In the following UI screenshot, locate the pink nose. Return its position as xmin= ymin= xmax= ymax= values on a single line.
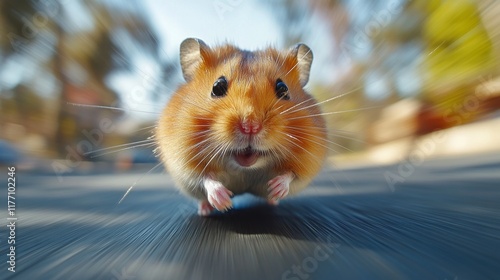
xmin=239 ymin=120 xmax=261 ymax=135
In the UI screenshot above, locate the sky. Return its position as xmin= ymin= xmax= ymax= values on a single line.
xmin=0 ymin=0 xmax=420 ymax=126
xmin=117 ymin=0 xmax=419 ymax=110
xmin=107 ymin=0 xmax=339 ymax=121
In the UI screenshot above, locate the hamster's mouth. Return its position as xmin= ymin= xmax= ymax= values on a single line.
xmin=233 ymin=147 xmax=260 ymax=167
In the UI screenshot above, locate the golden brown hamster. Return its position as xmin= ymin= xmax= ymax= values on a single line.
xmin=156 ymin=38 xmax=327 ymax=215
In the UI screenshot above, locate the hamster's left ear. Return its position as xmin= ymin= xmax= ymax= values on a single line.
xmin=290 ymin=44 xmax=313 ymax=87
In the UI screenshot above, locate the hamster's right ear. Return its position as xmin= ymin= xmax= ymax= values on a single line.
xmin=180 ymin=38 xmax=210 ymax=82
xmin=290 ymin=43 xmax=313 ymax=87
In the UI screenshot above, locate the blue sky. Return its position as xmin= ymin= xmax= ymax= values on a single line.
xmin=108 ymin=0 xmax=340 ymax=120
xmin=0 ymin=0 xmax=421 ymax=124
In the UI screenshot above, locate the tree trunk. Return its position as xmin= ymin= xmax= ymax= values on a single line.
xmin=53 ymin=22 xmax=71 ymax=157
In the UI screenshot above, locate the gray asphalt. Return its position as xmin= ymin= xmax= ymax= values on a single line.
xmin=1 ymin=152 xmax=500 ymax=280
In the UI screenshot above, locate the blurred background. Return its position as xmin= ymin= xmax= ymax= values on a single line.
xmin=1 ymin=0 xmax=499 ymax=172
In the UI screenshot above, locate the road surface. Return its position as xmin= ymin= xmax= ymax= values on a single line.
xmin=1 ymin=153 xmax=499 ymax=279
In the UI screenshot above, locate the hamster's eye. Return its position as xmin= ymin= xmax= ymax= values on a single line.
xmin=275 ymin=79 xmax=289 ymax=100
xmin=211 ymin=76 xmax=228 ymax=98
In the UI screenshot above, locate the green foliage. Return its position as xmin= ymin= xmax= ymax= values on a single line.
xmin=423 ymin=0 xmax=494 ymax=108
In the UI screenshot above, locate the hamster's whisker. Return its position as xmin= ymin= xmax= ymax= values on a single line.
xmin=284 ymin=123 xmax=329 ymax=131
xmin=275 ymin=139 xmax=300 ymax=164
xmin=284 ymin=47 xmax=312 ymax=78
xmin=193 ymin=116 xmax=215 ymax=121
xmin=84 ymin=139 xmax=156 ymax=156
xmin=286 ymin=129 xmax=349 ymax=153
xmin=188 ymin=124 xmax=213 ymax=127
xmin=199 ymin=143 xmax=227 ymax=176
xmin=130 ymin=125 xmax=157 ymax=135
xmin=328 ymin=128 xmax=357 ymax=135
xmin=287 ymin=125 xmax=331 ymax=135
xmin=177 ymin=149 xmax=213 ymax=180
xmin=275 ymin=135 xmax=316 ymax=170
xmin=279 ymin=97 xmax=315 ymax=115
xmin=328 ymin=133 xmax=365 ymax=144
xmin=173 ymin=140 xmax=209 ymax=159
xmin=268 ymin=93 xmax=286 ymax=112
xmin=285 ymin=80 xmax=373 ymax=115
xmin=118 ymin=162 xmax=164 ymax=204
xmin=274 ymin=104 xmax=285 ymax=113
xmin=287 ymin=106 xmax=380 ymax=120
xmin=217 ymin=142 xmax=232 ymax=166
xmin=183 ymin=142 xmax=215 ymax=167
xmin=272 ymin=139 xmax=299 ymax=165
xmin=303 ymin=68 xmax=405 ymax=113
xmin=184 ymin=129 xmax=211 ymax=138
xmin=276 ymin=131 xmax=319 ymax=161
xmin=292 ymin=125 xmax=357 ymax=137
xmin=88 ymin=142 xmax=156 ymax=158
xmin=67 ymin=103 xmax=160 ymax=115
xmin=268 ymin=147 xmax=282 ymax=165
xmin=292 ymin=126 xmax=364 ymax=144
xmin=182 ymin=99 xmax=217 ymax=115
xmin=186 ymin=139 xmax=223 ymax=173
xmin=287 ymin=127 xmax=334 ymax=145
xmin=86 ymin=142 xmax=156 ymax=158
xmin=275 ymin=52 xmax=287 ymax=75
xmin=190 ymin=137 xmax=215 ymax=150
xmin=154 ymin=129 xmax=210 ymax=142
xmin=266 ymin=141 xmax=283 ymax=164
xmin=316 ymin=129 xmax=366 ymax=143
xmin=282 ymin=89 xmax=356 ymax=116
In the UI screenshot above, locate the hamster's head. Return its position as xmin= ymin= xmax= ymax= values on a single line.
xmin=173 ymin=38 xmax=326 ymax=173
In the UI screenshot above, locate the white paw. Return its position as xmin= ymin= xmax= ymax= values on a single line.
xmin=267 ymin=172 xmax=294 ymax=201
xmin=204 ymin=177 xmax=233 ymax=212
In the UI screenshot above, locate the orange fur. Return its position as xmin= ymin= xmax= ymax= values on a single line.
xmin=156 ymin=41 xmax=327 ymax=198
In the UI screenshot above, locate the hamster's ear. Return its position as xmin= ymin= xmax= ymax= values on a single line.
xmin=290 ymin=43 xmax=313 ymax=87
xmin=180 ymin=38 xmax=209 ymax=82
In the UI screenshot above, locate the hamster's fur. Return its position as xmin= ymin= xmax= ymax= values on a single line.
xmin=156 ymin=38 xmax=327 ymax=215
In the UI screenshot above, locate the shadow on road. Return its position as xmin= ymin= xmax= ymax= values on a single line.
xmin=2 ymin=153 xmax=500 ymax=279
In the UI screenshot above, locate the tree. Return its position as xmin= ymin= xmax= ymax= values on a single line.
xmin=421 ymin=0 xmax=495 ymax=114
xmin=0 ymin=0 xmax=175 ymax=156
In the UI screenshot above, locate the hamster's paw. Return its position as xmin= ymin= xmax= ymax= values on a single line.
xmin=208 ymin=185 xmax=233 ymax=212
xmin=267 ymin=199 xmax=279 ymax=206
xmin=267 ymin=172 xmax=294 ymax=201
xmin=204 ymin=177 xmax=233 ymax=212
xmin=198 ymin=200 xmax=214 ymax=216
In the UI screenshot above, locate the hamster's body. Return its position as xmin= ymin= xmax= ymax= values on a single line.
xmin=156 ymin=38 xmax=327 ymax=215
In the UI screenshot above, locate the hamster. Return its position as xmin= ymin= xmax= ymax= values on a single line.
xmin=156 ymin=38 xmax=327 ymax=216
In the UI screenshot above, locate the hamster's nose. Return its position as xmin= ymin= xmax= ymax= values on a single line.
xmin=238 ymin=120 xmax=262 ymax=135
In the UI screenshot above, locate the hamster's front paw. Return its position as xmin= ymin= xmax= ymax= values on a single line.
xmin=203 ymin=176 xmax=233 ymax=212
xmin=198 ymin=200 xmax=214 ymax=216
xmin=267 ymin=172 xmax=294 ymax=202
